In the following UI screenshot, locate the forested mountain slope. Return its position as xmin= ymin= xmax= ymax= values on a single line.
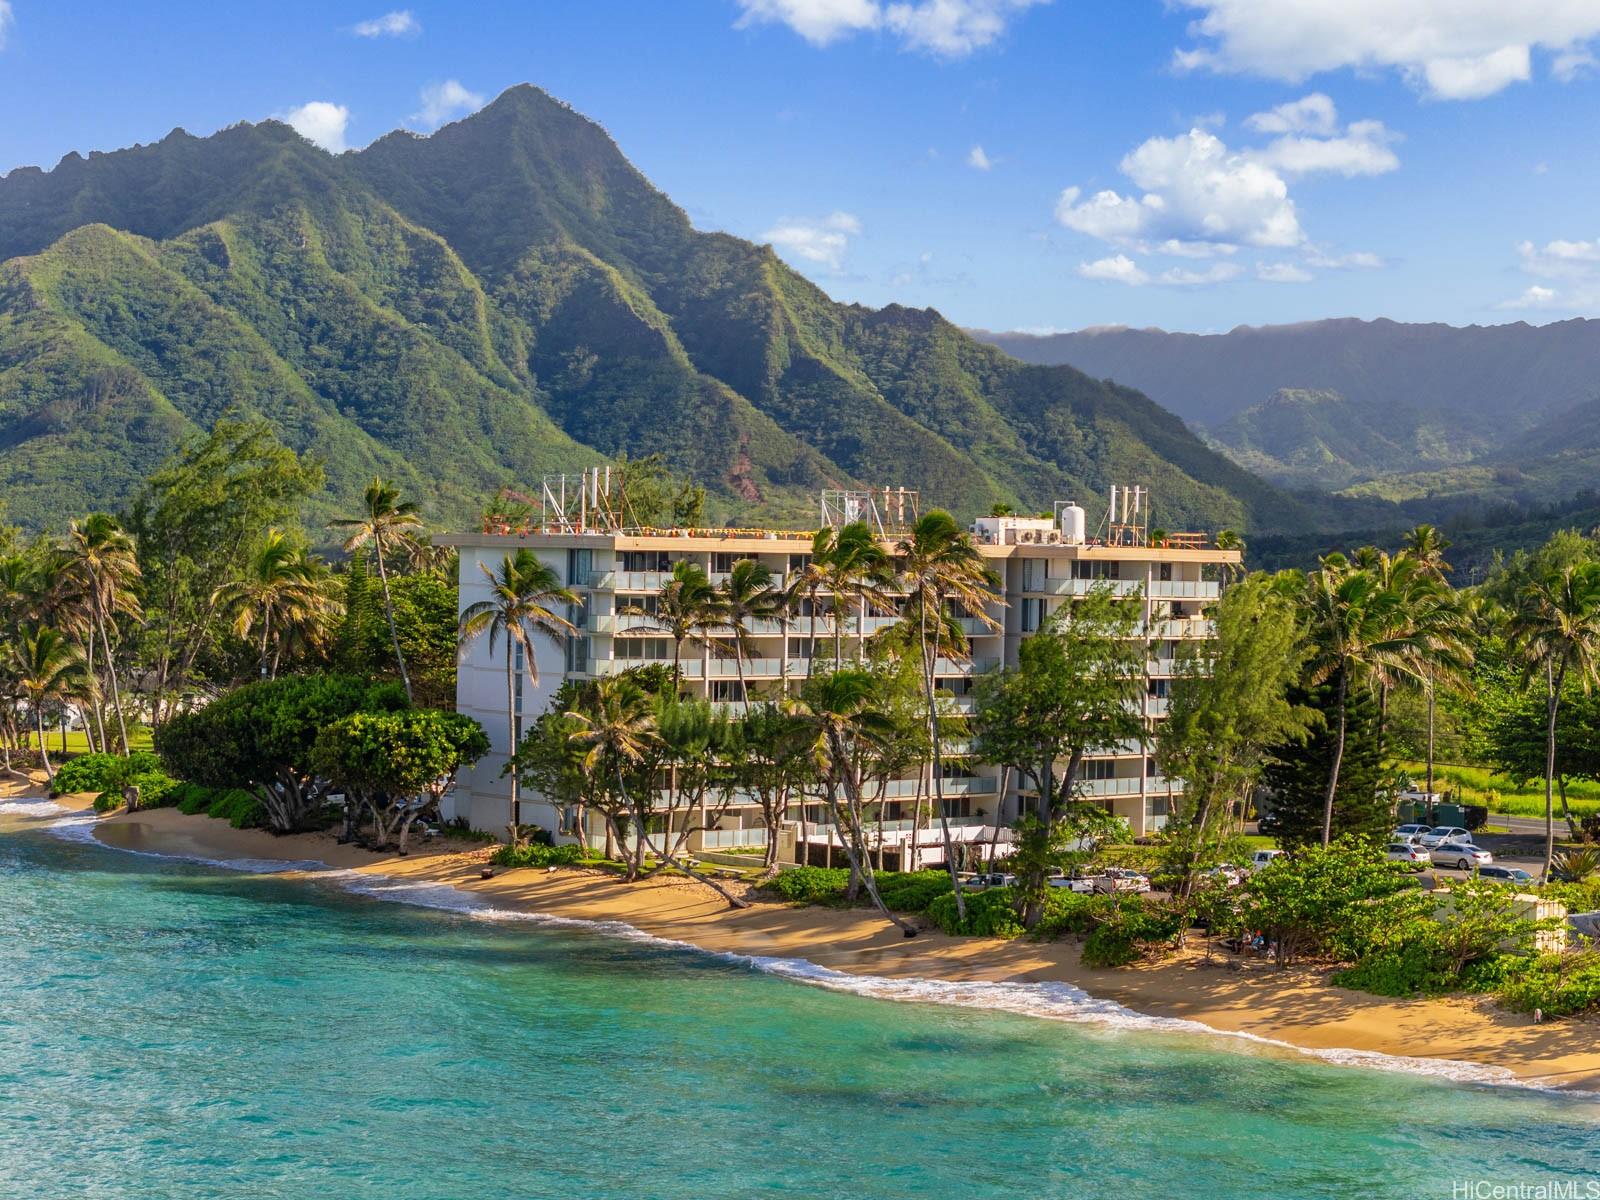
xmin=0 ymin=85 xmax=1316 ymax=535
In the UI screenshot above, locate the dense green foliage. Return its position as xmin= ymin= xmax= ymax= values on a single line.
xmin=0 ymin=86 xmax=1309 ymax=537
xmin=1261 ymin=683 xmax=1391 ymax=847
xmin=758 ymin=868 xmax=953 ymax=913
xmin=491 ymin=841 xmax=582 ymax=868
xmin=50 ymin=750 xmax=161 ymax=797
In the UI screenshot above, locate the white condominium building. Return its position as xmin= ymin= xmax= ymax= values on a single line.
xmin=438 ymin=483 xmax=1238 ymax=866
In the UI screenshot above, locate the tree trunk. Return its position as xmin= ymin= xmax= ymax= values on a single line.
xmin=93 ymin=594 xmax=131 ymax=756
xmin=829 ymin=734 xmax=915 ymax=935
xmin=1321 ymin=665 xmax=1348 ymax=848
xmin=505 ymin=644 xmax=520 ymax=844
xmin=35 ymin=707 xmax=53 ymax=781
xmin=375 ymin=540 xmax=414 ymax=703
xmin=920 ymin=595 xmax=966 ymax=916
xmin=1542 ymin=663 xmax=1564 ymax=879
xmin=1425 ymin=682 xmax=1436 ymax=800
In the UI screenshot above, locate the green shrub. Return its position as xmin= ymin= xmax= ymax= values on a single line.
xmin=1331 ymin=941 xmax=1454 ymax=997
xmin=1032 ymin=889 xmax=1109 ymax=938
xmin=175 ymin=784 xmax=219 ymax=815
xmin=206 ymin=788 xmax=264 ymax=829
xmin=51 ymin=751 xmax=161 ymax=797
xmin=92 ymin=790 xmax=121 ymax=813
xmin=1538 ymin=878 xmax=1600 ymax=914
xmin=758 ymin=867 xmax=851 ymax=904
xmin=491 ymin=841 xmax=582 ymax=869
xmin=871 ymin=871 xmax=953 ymax=913
xmin=1080 ymin=899 xmax=1185 ymax=968
xmin=926 ymin=887 xmax=1025 ymax=939
xmin=1497 ymin=952 xmax=1600 ymax=1018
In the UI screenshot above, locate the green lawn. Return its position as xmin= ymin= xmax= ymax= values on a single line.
xmin=24 ymin=728 xmax=155 ymax=755
xmin=1399 ymin=760 xmax=1600 ymax=819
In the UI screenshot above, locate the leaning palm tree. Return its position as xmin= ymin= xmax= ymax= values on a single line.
xmin=717 ymin=558 xmax=783 ymax=708
xmin=13 ymin=627 xmax=88 ymax=783
xmin=1504 ymin=559 xmax=1600 ymax=877
xmin=458 ymin=549 xmax=579 ymax=843
xmin=331 ymin=478 xmax=423 ymax=702
xmin=896 ymin=510 xmax=1002 ymax=915
xmin=625 ymin=560 xmax=724 ymax=688
xmin=65 ymin=515 xmax=142 ymax=754
xmin=786 ymin=668 xmax=915 ymax=935
xmin=211 ymin=531 xmax=329 ymax=679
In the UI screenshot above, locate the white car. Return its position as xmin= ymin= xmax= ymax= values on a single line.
xmin=1394 ymin=823 xmax=1433 ymax=842
xmin=1430 ymin=842 xmax=1493 ymax=871
xmin=1249 ymin=848 xmax=1284 ymax=872
xmin=1419 ymin=826 xmax=1472 ymax=848
xmin=1386 ymin=841 xmax=1431 ymax=865
xmin=1048 ymin=874 xmax=1097 ymax=893
xmin=1198 ymin=865 xmax=1246 ymax=887
xmin=1095 ymin=867 xmax=1151 ymax=894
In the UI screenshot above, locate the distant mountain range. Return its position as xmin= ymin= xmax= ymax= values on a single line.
xmin=0 ymin=85 xmax=1319 ymax=538
xmin=979 ymin=320 xmax=1600 ymax=503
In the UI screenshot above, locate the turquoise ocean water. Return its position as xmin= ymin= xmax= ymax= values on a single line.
xmin=2 ymin=802 xmax=1597 ymax=1200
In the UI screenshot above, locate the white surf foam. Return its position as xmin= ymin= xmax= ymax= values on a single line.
xmin=42 ymin=813 xmax=1589 ymax=1096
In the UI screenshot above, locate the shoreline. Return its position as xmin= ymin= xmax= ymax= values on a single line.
xmin=6 ymin=787 xmax=1600 ymax=1096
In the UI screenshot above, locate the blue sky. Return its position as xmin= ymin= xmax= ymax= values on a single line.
xmin=3 ymin=1 xmax=1600 ymax=333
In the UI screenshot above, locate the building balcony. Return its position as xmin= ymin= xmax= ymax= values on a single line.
xmin=1147 ymin=579 xmax=1220 ymax=600
xmin=1029 ymin=577 xmax=1143 ymax=598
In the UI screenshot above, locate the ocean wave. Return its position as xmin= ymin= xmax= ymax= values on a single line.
xmin=43 ymin=812 xmax=1586 ymax=1096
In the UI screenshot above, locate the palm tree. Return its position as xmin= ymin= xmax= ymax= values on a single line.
xmin=13 ymin=627 xmax=88 ymax=783
xmin=1400 ymin=526 xmax=1458 ymax=803
xmin=65 ymin=516 xmax=142 ymax=754
xmin=1299 ymin=556 xmax=1388 ymax=847
xmin=1504 ymin=560 xmax=1600 ymax=877
xmin=625 ymin=560 xmax=724 ymax=687
xmin=796 ymin=527 xmax=836 ymax=678
xmin=211 ymin=531 xmax=329 ymax=678
xmin=896 ymin=511 xmax=1002 ymax=913
xmin=717 ymin=558 xmax=783 ymax=708
xmin=565 ymin=677 xmax=749 ymax=907
xmin=331 ymin=478 xmax=423 ymax=702
xmin=787 ymin=668 xmax=916 ymax=935
xmin=819 ymin=522 xmax=896 ymax=663
xmin=1214 ymin=529 xmax=1246 ymax=582
xmin=458 ymin=549 xmax=579 ymax=842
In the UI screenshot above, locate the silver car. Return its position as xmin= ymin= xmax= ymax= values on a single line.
xmin=1430 ymin=842 xmax=1493 ymax=871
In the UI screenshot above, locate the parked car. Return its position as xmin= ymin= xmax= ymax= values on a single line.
xmin=1048 ymin=873 xmax=1097 ymax=893
xmin=1476 ymin=865 xmax=1535 ymax=886
xmin=1386 ymin=841 xmax=1431 ymax=865
xmin=1198 ymin=865 xmax=1245 ymax=887
xmin=1095 ymin=867 xmax=1151 ymax=894
xmin=1419 ymin=826 xmax=1472 ymax=848
xmin=1394 ymin=824 xmax=1433 ymax=842
xmin=1249 ymin=849 xmax=1284 ymax=872
xmin=1430 ymin=842 xmax=1493 ymax=870
xmin=970 ymin=872 xmax=1017 ymax=888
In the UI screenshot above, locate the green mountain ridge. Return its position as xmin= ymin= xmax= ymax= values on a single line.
xmin=0 ymin=85 xmax=1317 ymax=536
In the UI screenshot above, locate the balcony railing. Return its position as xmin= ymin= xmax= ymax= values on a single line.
xmin=1032 ymin=577 xmax=1143 ymax=597
xmin=1147 ymin=580 xmax=1220 ymax=600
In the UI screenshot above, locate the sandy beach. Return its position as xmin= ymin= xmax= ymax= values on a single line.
xmin=5 ymin=780 xmax=1598 ymax=1094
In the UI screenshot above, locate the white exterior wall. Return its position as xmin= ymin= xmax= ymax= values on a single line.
xmin=448 ymin=544 xmax=575 ymax=835
xmin=442 ymin=528 xmax=1234 ymax=846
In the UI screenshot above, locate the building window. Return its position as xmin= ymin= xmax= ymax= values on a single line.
xmin=621 ymin=550 xmax=670 ymax=572
xmin=1022 ymin=559 xmax=1044 ymax=592
xmin=617 ymin=637 xmax=673 ymax=661
xmin=1145 ymin=795 xmax=1171 ymax=818
xmin=513 ymin=643 xmax=524 ymax=714
xmin=567 ymin=548 xmax=593 ymax=586
xmin=1020 ymin=597 xmax=1041 ymax=633
xmin=1148 ymin=679 xmax=1169 ymax=698
xmin=1159 ymin=562 xmax=1172 ymax=582
xmin=1081 ymin=758 xmax=1116 ymax=781
xmin=712 ymin=552 xmax=739 ymax=573
xmin=788 ymin=553 xmax=811 ymax=572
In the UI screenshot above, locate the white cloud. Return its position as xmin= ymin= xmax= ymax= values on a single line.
xmin=0 ymin=1 xmax=11 ymax=50
xmin=1056 ymin=129 xmax=1301 ymax=250
xmin=1499 ymin=238 xmax=1600 ymax=310
xmin=352 ymin=9 xmax=418 ymax=38
xmin=413 ymin=80 xmax=486 ymax=130
xmin=1173 ymin=2 xmax=1600 ymax=100
xmin=733 ymin=0 xmax=1045 ymax=57
xmin=967 ymin=144 xmax=993 ymax=170
xmin=282 ymin=101 xmax=351 ymax=153
xmin=1304 ymin=247 xmax=1385 ymax=269
xmin=1076 ymin=256 xmax=1244 ymax=288
xmin=1553 ymin=46 xmax=1597 ymax=80
xmin=762 ymin=211 xmax=863 ymax=270
xmin=1257 ymin=261 xmax=1314 ymax=283
xmin=1244 ymin=92 xmax=1338 ymax=136
xmin=1252 ymin=118 xmax=1401 ymax=178
xmin=1078 ymin=255 xmax=1149 ymax=285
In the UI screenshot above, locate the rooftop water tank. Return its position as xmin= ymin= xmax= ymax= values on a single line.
xmin=1060 ymin=503 xmax=1086 ymax=545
